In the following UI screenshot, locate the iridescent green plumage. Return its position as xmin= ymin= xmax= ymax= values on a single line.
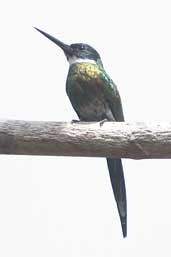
xmin=66 ymin=62 xmax=124 ymax=122
xmin=66 ymin=62 xmax=127 ymax=237
xmin=35 ymin=27 xmax=127 ymax=238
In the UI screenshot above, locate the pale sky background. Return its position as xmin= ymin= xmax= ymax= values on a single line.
xmin=0 ymin=0 xmax=171 ymax=256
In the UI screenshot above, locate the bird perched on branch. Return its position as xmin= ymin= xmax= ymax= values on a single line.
xmin=35 ymin=27 xmax=127 ymax=237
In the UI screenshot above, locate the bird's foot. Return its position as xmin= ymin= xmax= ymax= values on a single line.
xmin=99 ymin=118 xmax=108 ymax=127
xmin=71 ymin=119 xmax=80 ymax=124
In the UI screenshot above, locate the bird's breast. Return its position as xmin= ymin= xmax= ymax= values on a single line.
xmin=66 ymin=63 xmax=103 ymax=104
xmin=66 ymin=63 xmax=113 ymax=121
xmin=68 ymin=62 xmax=101 ymax=81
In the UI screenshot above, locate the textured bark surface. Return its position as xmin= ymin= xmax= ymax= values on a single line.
xmin=0 ymin=119 xmax=171 ymax=159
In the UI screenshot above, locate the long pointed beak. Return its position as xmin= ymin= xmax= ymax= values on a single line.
xmin=34 ymin=27 xmax=73 ymax=56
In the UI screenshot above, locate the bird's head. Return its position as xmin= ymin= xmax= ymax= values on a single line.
xmin=34 ymin=27 xmax=102 ymax=66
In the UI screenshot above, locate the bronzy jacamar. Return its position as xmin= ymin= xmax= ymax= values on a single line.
xmin=35 ymin=27 xmax=127 ymax=238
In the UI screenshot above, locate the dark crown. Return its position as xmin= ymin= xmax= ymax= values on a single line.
xmin=69 ymin=43 xmax=101 ymax=61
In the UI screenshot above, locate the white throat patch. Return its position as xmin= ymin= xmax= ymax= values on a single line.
xmin=68 ymin=56 xmax=96 ymax=65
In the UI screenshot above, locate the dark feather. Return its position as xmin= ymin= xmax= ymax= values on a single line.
xmin=107 ymin=158 xmax=127 ymax=237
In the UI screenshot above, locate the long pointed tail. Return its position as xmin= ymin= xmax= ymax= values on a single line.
xmin=107 ymin=158 xmax=127 ymax=237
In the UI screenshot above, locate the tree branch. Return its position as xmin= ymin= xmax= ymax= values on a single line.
xmin=0 ymin=119 xmax=171 ymax=159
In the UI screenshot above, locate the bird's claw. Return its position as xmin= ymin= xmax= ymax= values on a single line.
xmin=99 ymin=118 xmax=108 ymax=127
xmin=71 ymin=119 xmax=80 ymax=124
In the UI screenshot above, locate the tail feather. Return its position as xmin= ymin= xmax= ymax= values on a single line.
xmin=107 ymin=158 xmax=127 ymax=238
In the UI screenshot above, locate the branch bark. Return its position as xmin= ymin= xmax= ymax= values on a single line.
xmin=0 ymin=119 xmax=171 ymax=159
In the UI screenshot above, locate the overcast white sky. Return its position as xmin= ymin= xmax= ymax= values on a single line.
xmin=1 ymin=0 xmax=171 ymax=256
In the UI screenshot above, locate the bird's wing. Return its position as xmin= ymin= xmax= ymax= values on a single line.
xmin=100 ymin=70 xmax=124 ymax=122
xmin=99 ymin=69 xmax=127 ymax=237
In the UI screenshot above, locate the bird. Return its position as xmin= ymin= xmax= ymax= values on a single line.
xmin=34 ymin=27 xmax=127 ymax=238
